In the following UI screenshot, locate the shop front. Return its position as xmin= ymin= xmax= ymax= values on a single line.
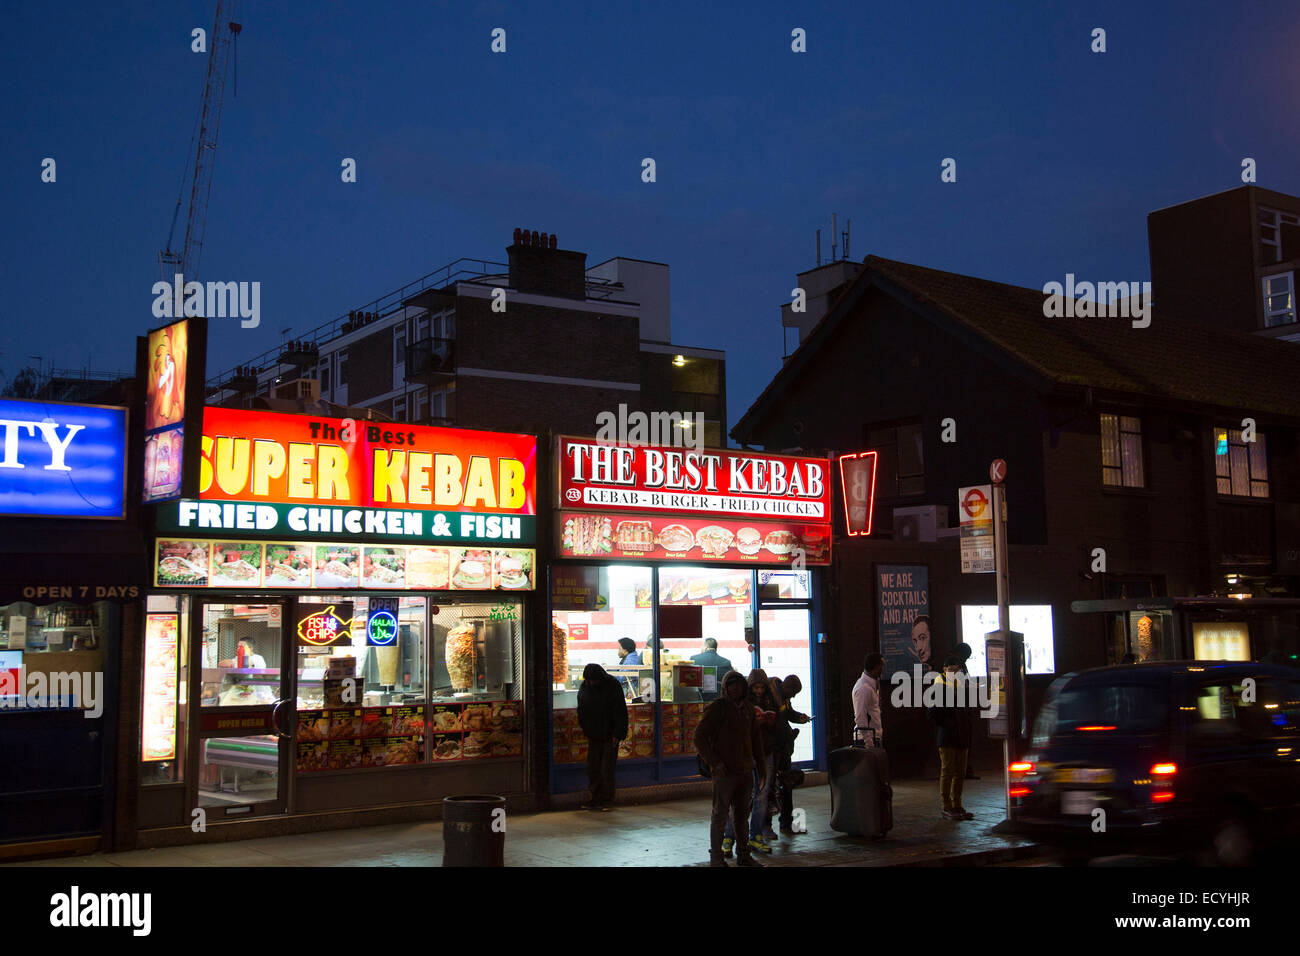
xmin=0 ymin=397 xmax=142 ymax=854
xmin=547 ymin=438 xmax=832 ymax=794
xmin=134 ymin=407 xmax=538 ymax=841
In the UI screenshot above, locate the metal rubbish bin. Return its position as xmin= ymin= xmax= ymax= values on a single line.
xmin=442 ymin=795 xmax=506 ymax=867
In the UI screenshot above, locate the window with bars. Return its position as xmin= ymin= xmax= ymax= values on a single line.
xmin=1100 ymin=414 xmax=1145 ymax=488
xmin=1215 ymin=427 xmax=1269 ymax=498
xmin=1263 ymin=273 xmax=1296 ymax=327
xmin=866 ymin=420 xmax=924 ymax=497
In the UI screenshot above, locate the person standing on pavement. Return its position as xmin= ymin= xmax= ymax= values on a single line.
xmin=852 ymin=652 xmax=885 ymax=747
xmin=927 ymin=654 xmax=974 ymax=820
xmin=769 ymin=674 xmax=811 ymax=835
xmin=955 ymin=642 xmax=980 ymax=781
xmin=721 ymin=669 xmax=779 ymax=855
xmin=577 ymin=663 xmax=628 ymax=811
xmin=694 ymin=669 xmax=766 ymax=867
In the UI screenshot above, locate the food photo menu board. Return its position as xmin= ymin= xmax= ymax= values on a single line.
xmin=154 ymin=538 xmax=536 ymax=590
xmin=141 ymin=613 xmax=180 ymax=762
xmin=556 ymin=511 xmax=829 ymax=565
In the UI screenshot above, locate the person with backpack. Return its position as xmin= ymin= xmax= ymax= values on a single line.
xmin=577 ymin=663 xmax=629 ymax=811
xmin=718 ymin=669 xmax=779 ymax=856
xmin=694 ymin=669 xmax=766 ymax=867
xmin=927 ymin=654 xmax=974 ymax=820
xmin=769 ymin=674 xmax=811 ymax=835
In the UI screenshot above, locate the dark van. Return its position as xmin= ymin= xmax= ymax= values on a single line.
xmin=1010 ymin=661 xmax=1300 ymax=865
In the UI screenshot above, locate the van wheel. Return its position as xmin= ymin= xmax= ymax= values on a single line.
xmin=1211 ymin=817 xmax=1254 ymax=867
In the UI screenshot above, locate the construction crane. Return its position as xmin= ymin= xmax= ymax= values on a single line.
xmin=158 ymin=2 xmax=242 ymax=283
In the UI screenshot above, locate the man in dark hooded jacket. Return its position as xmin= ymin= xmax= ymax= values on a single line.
xmin=694 ymin=669 xmax=765 ymax=866
xmin=577 ymin=663 xmax=628 ymax=810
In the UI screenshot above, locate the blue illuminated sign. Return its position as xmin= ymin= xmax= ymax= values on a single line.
xmin=0 ymin=399 xmax=128 ymax=519
xmin=367 ymin=598 xmax=399 ymax=646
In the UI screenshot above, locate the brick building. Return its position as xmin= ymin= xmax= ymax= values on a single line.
xmin=208 ymin=229 xmax=726 ymax=445
xmin=732 ymin=253 xmax=1300 ymax=775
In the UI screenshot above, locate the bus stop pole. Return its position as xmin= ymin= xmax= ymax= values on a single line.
xmin=993 ymin=480 xmax=1011 ymax=818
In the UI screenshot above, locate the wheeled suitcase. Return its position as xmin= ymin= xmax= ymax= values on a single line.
xmin=829 ymin=738 xmax=893 ymax=837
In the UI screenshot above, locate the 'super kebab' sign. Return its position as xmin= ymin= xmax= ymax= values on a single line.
xmin=557 ymin=437 xmax=831 ymax=521
xmin=164 ymin=408 xmax=537 ymax=545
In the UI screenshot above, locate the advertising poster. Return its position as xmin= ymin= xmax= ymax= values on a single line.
xmin=959 ymin=605 xmax=1057 ymax=675
xmin=878 ymin=565 xmax=931 ymax=681
xmin=550 ymin=564 xmax=607 ymax=610
xmin=142 ymin=319 xmax=190 ymax=504
xmin=141 ymin=613 xmax=179 ymax=761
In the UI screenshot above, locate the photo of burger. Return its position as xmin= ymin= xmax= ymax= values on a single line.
xmin=688 ymin=578 xmax=710 ymax=601
xmin=451 ymin=549 xmax=491 ymax=589
xmin=493 ymin=549 xmax=532 ymax=589
xmin=763 ymin=529 xmax=799 ymax=556
xmin=735 ymin=527 xmax=763 ymax=555
xmin=729 ymin=574 xmax=750 ymax=601
xmin=406 ymin=548 xmax=450 ymax=589
xmin=462 ymin=732 xmax=491 ymax=758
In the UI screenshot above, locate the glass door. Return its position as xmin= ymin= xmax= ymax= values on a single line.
xmin=190 ymin=600 xmax=293 ymax=818
xmin=758 ymin=606 xmax=815 ymax=764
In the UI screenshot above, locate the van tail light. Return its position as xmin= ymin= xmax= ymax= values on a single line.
xmin=1151 ymin=790 xmax=1175 ymax=803
xmin=1009 ymin=761 xmax=1035 ymax=774
xmin=1076 ymin=725 xmax=1116 ymax=732
xmin=1009 ymin=786 xmax=1032 ymax=797
xmin=1151 ymin=762 xmax=1177 ymax=776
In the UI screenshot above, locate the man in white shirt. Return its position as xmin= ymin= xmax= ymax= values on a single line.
xmin=851 ymin=652 xmax=885 ymax=747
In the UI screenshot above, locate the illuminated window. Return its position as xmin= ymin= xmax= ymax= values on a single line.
xmin=1263 ymin=273 xmax=1295 ymax=327
xmin=1215 ymin=427 xmax=1269 ymax=498
xmin=1100 ymin=414 xmax=1144 ymax=488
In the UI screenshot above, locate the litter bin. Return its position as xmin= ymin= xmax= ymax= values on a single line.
xmin=442 ymin=795 xmax=506 ymax=867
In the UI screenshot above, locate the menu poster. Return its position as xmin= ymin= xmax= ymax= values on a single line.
xmin=431 ymin=733 xmax=463 ymax=760
xmin=297 ymin=740 xmax=329 ymax=772
xmin=550 ymin=565 xmax=607 ymax=611
xmin=364 ymin=736 xmax=421 ymax=767
xmin=361 ymin=707 xmax=393 ymax=738
xmin=557 ymin=511 xmax=830 ymax=566
xmin=155 ymin=539 xmax=210 ymax=587
xmin=154 ymin=537 xmax=537 ymax=592
xmin=658 ymin=568 xmax=751 ymax=606
xmin=429 ymin=703 xmax=463 ymax=733
xmin=297 ymin=710 xmax=331 ymax=742
xmin=392 ymin=705 xmax=426 ymax=736
xmin=141 ymin=613 xmax=179 ymax=762
xmin=328 ymin=739 xmax=363 ymax=770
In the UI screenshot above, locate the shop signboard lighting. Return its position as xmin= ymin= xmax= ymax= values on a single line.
xmin=556 ymin=436 xmax=830 ymax=521
xmin=838 ymin=451 xmax=878 ymax=536
xmin=0 ymin=398 xmax=128 ymax=519
xmin=367 ymin=598 xmax=399 ymax=646
xmin=297 ymin=604 xmax=354 ymax=646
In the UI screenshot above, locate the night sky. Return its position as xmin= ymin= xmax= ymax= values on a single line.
xmin=4 ymin=0 xmax=1298 ymax=429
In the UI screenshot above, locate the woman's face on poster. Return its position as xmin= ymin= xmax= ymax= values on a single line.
xmin=911 ymin=620 xmax=931 ymax=663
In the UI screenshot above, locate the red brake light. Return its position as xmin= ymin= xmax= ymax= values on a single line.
xmin=1151 ymin=762 xmax=1177 ymax=776
xmin=1009 ymin=786 xmax=1031 ymax=797
xmin=1076 ymin=725 xmax=1117 ymax=732
xmin=1008 ymin=761 xmax=1035 ymax=774
xmin=1151 ymin=790 xmax=1175 ymax=803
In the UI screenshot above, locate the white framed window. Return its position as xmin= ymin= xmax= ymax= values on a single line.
xmin=318 ymin=360 xmax=331 ymax=395
xmin=413 ymin=388 xmax=427 ymax=422
xmin=1263 ymin=272 xmax=1296 ymax=327
xmin=1260 ymin=208 xmax=1300 ymax=264
xmin=431 ymin=389 xmax=446 ymax=420
xmin=1100 ymin=413 xmax=1145 ymax=488
xmin=415 ymin=313 xmax=429 ymax=342
xmin=394 ymin=323 xmax=406 ymax=367
xmin=1215 ymin=427 xmax=1269 ymax=498
xmin=337 ymin=349 xmax=348 ymax=387
xmin=393 ymin=396 xmax=406 ymax=422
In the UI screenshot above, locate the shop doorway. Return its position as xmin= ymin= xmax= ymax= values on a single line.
xmin=189 ymin=600 xmax=294 ymax=819
xmin=758 ymin=606 xmax=815 ymax=764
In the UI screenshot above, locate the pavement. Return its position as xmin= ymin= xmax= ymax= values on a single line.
xmin=9 ymin=777 xmax=1041 ymax=868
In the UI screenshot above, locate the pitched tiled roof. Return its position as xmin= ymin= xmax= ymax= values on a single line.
xmin=735 ymin=255 xmax=1300 ymax=439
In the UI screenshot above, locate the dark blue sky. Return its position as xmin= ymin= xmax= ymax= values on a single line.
xmin=4 ymin=1 xmax=1298 ymax=429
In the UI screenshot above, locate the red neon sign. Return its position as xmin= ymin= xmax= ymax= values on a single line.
xmin=838 ymin=451 xmax=878 ymax=537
